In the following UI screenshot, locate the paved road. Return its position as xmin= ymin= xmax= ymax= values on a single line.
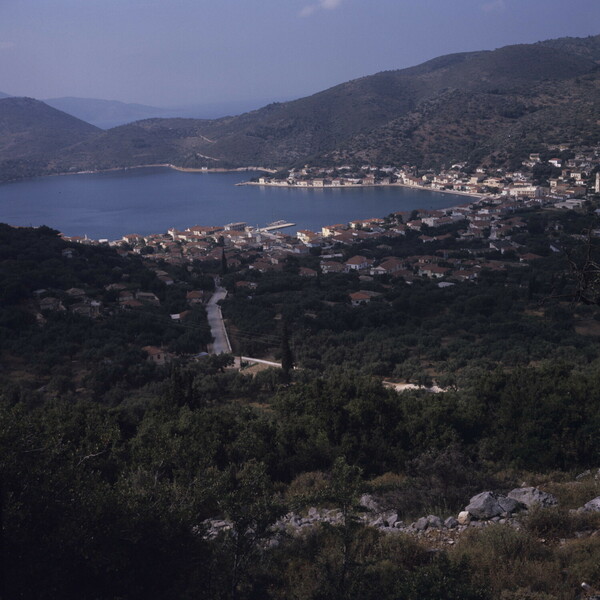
xmin=240 ymin=356 xmax=281 ymax=368
xmin=206 ymin=283 xmax=232 ymax=354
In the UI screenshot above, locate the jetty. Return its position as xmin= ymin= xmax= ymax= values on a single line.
xmin=260 ymin=220 xmax=296 ymax=232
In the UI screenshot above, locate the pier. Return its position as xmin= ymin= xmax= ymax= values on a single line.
xmin=260 ymin=220 xmax=296 ymax=232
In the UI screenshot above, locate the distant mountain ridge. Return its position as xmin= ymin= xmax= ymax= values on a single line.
xmin=1 ymin=33 xmax=599 ymax=182
xmin=43 ymin=96 xmax=292 ymax=129
xmin=42 ymin=97 xmax=176 ymax=129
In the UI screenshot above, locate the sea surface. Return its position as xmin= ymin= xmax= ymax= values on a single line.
xmin=0 ymin=167 xmax=470 ymax=240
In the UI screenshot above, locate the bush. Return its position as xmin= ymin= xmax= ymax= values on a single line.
xmin=523 ymin=506 xmax=600 ymax=540
xmin=521 ymin=505 xmax=600 ymax=540
xmin=543 ymin=478 xmax=600 ymax=510
xmin=368 ymin=471 xmax=407 ymax=492
xmin=285 ymin=471 xmax=329 ymax=507
xmin=559 ymin=536 xmax=600 ymax=587
xmin=452 ymin=525 xmax=561 ymax=597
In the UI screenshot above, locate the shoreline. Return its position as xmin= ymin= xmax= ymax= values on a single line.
xmin=1 ymin=165 xmax=488 ymax=242
xmin=0 ymin=163 xmax=278 ymax=184
xmin=58 ymin=163 xmax=279 ymax=178
xmin=239 ymin=179 xmax=485 ymax=199
xmin=3 ymin=165 xmax=482 ymax=204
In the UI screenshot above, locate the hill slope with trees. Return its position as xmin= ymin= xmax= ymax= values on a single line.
xmin=2 ymin=205 xmax=600 ymax=598
xmin=1 ymin=35 xmax=599 ymax=181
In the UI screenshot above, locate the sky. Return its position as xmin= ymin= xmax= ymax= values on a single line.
xmin=0 ymin=0 xmax=599 ymax=108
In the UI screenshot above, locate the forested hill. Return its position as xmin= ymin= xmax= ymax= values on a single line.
xmin=1 ymin=34 xmax=599 ymax=181
xmin=538 ymin=33 xmax=600 ymax=61
xmin=0 ymin=96 xmax=100 ymax=181
xmin=0 ymin=97 xmax=100 ymax=155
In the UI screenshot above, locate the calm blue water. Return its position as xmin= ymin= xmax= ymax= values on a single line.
xmin=0 ymin=167 xmax=469 ymax=240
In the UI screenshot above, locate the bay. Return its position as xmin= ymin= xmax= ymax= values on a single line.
xmin=0 ymin=167 xmax=470 ymax=240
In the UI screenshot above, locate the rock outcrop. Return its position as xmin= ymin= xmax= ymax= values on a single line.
xmin=580 ymin=496 xmax=600 ymax=512
xmin=465 ymin=491 xmax=521 ymax=520
xmin=199 ymin=486 xmax=567 ymax=542
xmin=507 ymin=487 xmax=558 ymax=508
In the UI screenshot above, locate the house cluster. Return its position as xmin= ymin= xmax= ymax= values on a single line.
xmin=231 ymin=191 xmax=589 ymax=306
xmin=252 ymin=144 xmax=600 ymax=201
xmin=33 ymin=286 xmax=103 ymax=319
xmin=59 ymin=185 xmax=594 ymax=306
xmin=32 ymin=264 xmax=207 ymax=324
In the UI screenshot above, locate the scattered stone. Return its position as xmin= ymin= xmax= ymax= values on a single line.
xmin=498 ymin=496 xmax=521 ymax=514
xmin=383 ymin=512 xmax=399 ymax=527
xmin=581 ymin=497 xmax=600 ymax=512
xmin=576 ymin=469 xmax=600 ymax=481
xmin=211 ymin=520 xmax=230 ymax=529
xmin=457 ymin=511 xmax=471 ymax=525
xmin=359 ymin=494 xmax=381 ymax=512
xmin=426 ymin=515 xmax=444 ymax=529
xmin=198 ymin=483 xmax=573 ymax=547
xmin=507 ymin=487 xmax=558 ymax=509
xmin=466 ymin=491 xmax=506 ymax=519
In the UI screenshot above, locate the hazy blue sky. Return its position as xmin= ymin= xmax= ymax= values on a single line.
xmin=0 ymin=0 xmax=599 ymax=107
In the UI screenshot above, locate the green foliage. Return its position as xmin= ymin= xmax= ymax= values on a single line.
xmin=452 ymin=526 xmax=559 ymax=598
xmin=521 ymin=505 xmax=600 ymax=540
xmin=210 ymin=460 xmax=285 ymax=600
xmin=0 ymin=224 xmax=213 ymax=401
xmin=3 ymin=211 xmax=600 ymax=597
xmin=280 ymin=320 xmax=294 ymax=382
xmin=558 ymin=536 xmax=600 ymax=588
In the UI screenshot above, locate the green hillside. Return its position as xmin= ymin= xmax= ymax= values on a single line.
xmin=538 ymin=33 xmax=600 ymax=61
xmin=1 ymin=34 xmax=599 ymax=180
xmin=55 ymin=38 xmax=600 ymax=172
xmin=0 ymin=97 xmax=100 ymax=181
xmin=330 ymin=72 xmax=600 ymax=169
xmin=0 ymin=97 xmax=99 ymax=157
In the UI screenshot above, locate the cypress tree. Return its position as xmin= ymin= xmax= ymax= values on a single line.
xmin=280 ymin=321 xmax=294 ymax=381
xmin=221 ymin=249 xmax=228 ymax=275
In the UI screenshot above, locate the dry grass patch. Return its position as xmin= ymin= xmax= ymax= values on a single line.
xmin=368 ymin=471 xmax=407 ymax=492
xmin=574 ymin=319 xmax=600 ymax=336
xmin=521 ymin=505 xmax=600 ymax=541
xmin=450 ymin=525 xmax=567 ymax=598
xmin=558 ymin=536 xmax=600 ymax=589
xmin=543 ymin=479 xmax=600 ymax=510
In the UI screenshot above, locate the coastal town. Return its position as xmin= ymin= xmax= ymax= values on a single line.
xmin=246 ymin=148 xmax=597 ymax=199
xmin=57 ymin=147 xmax=600 ymax=310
